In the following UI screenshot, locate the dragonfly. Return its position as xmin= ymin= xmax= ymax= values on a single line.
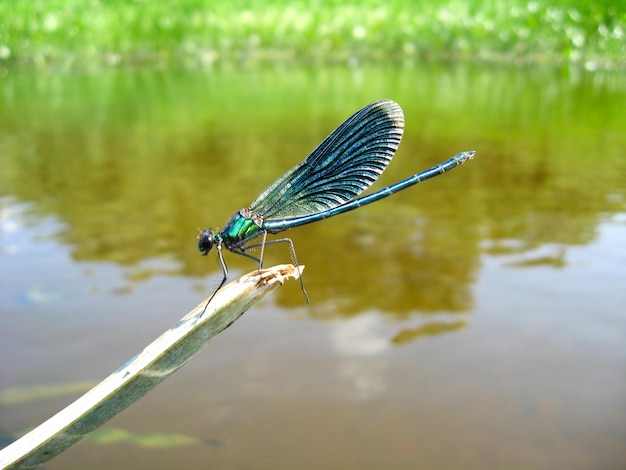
xmin=199 ymin=99 xmax=475 ymax=307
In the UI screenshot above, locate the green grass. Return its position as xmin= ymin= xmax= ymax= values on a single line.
xmin=0 ymin=0 xmax=624 ymax=71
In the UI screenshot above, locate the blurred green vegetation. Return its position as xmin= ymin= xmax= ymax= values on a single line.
xmin=0 ymin=0 xmax=624 ymax=72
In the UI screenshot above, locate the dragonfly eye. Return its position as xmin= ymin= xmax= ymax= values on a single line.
xmin=198 ymin=229 xmax=214 ymax=255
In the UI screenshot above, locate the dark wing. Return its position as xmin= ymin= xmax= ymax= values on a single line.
xmin=248 ymin=100 xmax=404 ymax=219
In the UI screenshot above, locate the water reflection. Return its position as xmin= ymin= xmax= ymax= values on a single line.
xmin=0 ymin=64 xmax=624 ymax=319
xmin=1 ymin=63 xmax=625 ymax=469
xmin=391 ymin=319 xmax=468 ymax=345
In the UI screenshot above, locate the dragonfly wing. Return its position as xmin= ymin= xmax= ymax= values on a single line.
xmin=248 ymin=100 xmax=405 ymax=219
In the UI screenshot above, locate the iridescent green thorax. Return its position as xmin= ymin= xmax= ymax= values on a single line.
xmin=220 ymin=209 xmax=264 ymax=245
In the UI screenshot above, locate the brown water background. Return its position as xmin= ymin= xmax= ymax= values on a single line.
xmin=1 ymin=63 xmax=625 ymax=469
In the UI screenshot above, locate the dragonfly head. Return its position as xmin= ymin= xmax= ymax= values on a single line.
xmin=198 ymin=229 xmax=215 ymax=255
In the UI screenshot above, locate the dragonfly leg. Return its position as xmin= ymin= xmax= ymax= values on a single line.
xmin=230 ymin=230 xmax=265 ymax=267
xmin=242 ymin=236 xmax=310 ymax=304
xmin=239 ymin=230 xmax=268 ymax=271
xmin=257 ymin=230 xmax=267 ymax=270
xmin=201 ymin=241 xmax=230 ymax=316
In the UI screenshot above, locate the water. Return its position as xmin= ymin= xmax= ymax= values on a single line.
xmin=1 ymin=63 xmax=625 ymax=469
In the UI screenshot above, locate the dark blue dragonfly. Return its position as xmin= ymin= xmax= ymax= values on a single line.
xmin=199 ymin=100 xmax=475 ymax=304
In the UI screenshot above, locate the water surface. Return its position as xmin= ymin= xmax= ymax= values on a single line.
xmin=1 ymin=63 xmax=625 ymax=469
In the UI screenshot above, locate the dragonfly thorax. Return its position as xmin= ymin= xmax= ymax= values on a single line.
xmin=220 ymin=209 xmax=264 ymax=247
